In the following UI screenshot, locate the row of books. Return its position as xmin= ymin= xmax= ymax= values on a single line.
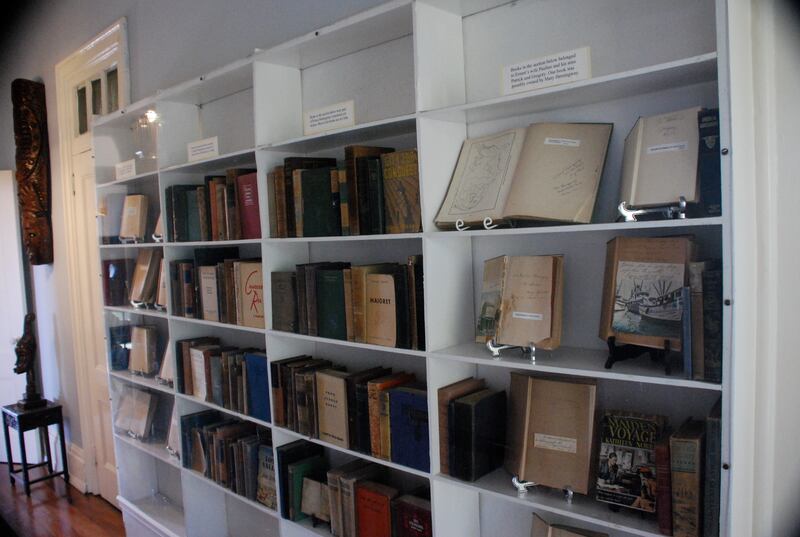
xmin=109 ymin=325 xmax=174 ymax=385
xmin=166 ymin=168 xmax=261 ymax=242
xmin=439 ymin=373 xmax=721 ymax=537
xmin=175 ymin=337 xmax=270 ymax=422
xmin=476 ymin=236 xmax=722 ymax=382
xmin=271 ymin=256 xmax=424 ymax=350
xmin=435 ymin=107 xmax=720 ymax=228
xmin=268 ymin=147 xmax=421 ymax=238
xmin=180 ymin=410 xmax=276 ymax=508
xmin=272 ymin=356 xmax=429 ymax=472
xmin=102 ymin=248 xmax=167 ymax=308
xmin=169 ymin=247 xmax=265 ymax=328
xmin=276 ymin=440 xmax=432 ymax=537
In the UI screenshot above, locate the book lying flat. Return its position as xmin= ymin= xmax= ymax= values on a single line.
xmin=435 ymin=123 xmax=612 ymax=227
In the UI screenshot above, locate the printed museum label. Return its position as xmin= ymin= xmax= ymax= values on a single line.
xmin=115 ymin=159 xmax=136 ymax=181
xmin=503 ymin=47 xmax=591 ymax=95
xmin=187 ymin=136 xmax=219 ymax=162
xmin=304 ymin=100 xmax=355 ymax=136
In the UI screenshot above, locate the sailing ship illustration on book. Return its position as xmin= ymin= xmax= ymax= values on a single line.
xmin=612 ymin=261 xmax=684 ymax=340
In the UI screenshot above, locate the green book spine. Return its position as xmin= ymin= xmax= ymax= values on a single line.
xmin=367 ymin=157 xmax=385 ymax=235
xmin=301 ymin=168 xmax=337 ymax=237
xmin=288 ymin=455 xmax=325 ymax=521
xmin=316 ymin=269 xmax=347 ymax=340
xmin=186 ymin=189 xmax=201 ymax=242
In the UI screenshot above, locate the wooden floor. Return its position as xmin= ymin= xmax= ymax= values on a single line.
xmin=0 ymin=463 xmax=124 ymax=537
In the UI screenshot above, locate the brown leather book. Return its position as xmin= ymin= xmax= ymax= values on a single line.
xmin=271 ymin=272 xmax=298 ymax=332
xmin=292 ymin=168 xmax=305 ymax=237
xmin=437 ymin=377 xmax=485 ymax=475
xmin=155 ymin=258 xmax=168 ymax=310
xmin=225 ymin=167 xmax=256 ymax=240
xmin=343 ymin=146 xmax=393 ymax=235
xmin=270 ymin=355 xmax=311 ymax=427
xmin=505 ymin=373 xmax=596 ymax=494
xmin=316 ymin=369 xmax=353 ymax=448
xmin=177 ymin=337 xmax=219 ymax=396
xmin=380 ymin=149 xmax=421 ymax=234
xmin=367 ymin=372 xmax=414 ymax=458
xmin=351 ymin=264 xmax=396 ymax=343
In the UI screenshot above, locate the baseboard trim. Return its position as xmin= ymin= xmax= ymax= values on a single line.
xmin=66 ymin=443 xmax=87 ymax=493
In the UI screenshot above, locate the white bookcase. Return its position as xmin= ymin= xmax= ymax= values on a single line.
xmin=92 ymin=1 xmax=732 ymax=536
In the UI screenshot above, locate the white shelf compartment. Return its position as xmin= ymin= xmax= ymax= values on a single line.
xmin=104 ymin=305 xmax=169 ymax=320
xmin=164 ymin=238 xmax=262 ymax=248
xmin=110 ymin=369 xmax=175 ymax=395
xmin=267 ymin=330 xmax=426 ymax=359
xmin=253 ymin=1 xmax=414 ymax=147
xmin=435 ymin=470 xmax=663 ymax=537
xmin=174 ymin=392 xmax=272 ymax=430
xmin=423 ymin=53 xmax=718 ymax=124
xmin=118 ymin=494 xmax=187 ymax=537
xmin=99 ymin=242 xmax=164 ymax=250
xmin=169 ymin=315 xmax=266 ymax=335
xmin=115 ymin=433 xmax=180 ymax=470
xmin=182 ymin=468 xmax=280 ymax=520
xmin=93 ymin=96 xmax=161 ymax=181
xmin=431 ymin=342 xmax=722 ymax=391
xmin=158 ymin=147 xmax=256 ymax=174
xmin=97 ymin=170 xmax=159 ymax=189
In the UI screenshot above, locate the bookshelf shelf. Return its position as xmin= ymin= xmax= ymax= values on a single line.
xmin=94 ymin=2 xmax=733 ymax=536
xmin=114 ymin=433 xmax=181 ymax=470
xmin=266 ymin=329 xmax=427 ymax=358
xmin=118 ymin=495 xmax=187 ymax=537
xmin=435 ymin=470 xmax=662 ymax=537
xmin=430 ymin=343 xmax=723 ymax=391
xmin=110 ymin=370 xmax=176 ymax=395
xmin=274 ymin=425 xmax=432 ymax=478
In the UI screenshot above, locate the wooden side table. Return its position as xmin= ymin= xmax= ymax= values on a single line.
xmin=2 ymin=401 xmax=69 ymax=495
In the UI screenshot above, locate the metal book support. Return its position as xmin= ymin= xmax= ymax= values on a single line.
xmin=486 ymin=339 xmax=536 ymax=362
xmin=119 ymin=236 xmax=143 ymax=244
xmin=152 ymin=232 xmax=163 ymax=243
xmin=511 ymin=476 xmax=575 ymax=504
xmin=456 ymin=217 xmax=499 ymax=231
xmin=617 ymin=196 xmax=687 ymax=222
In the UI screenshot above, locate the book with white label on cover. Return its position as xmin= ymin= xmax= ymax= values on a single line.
xmin=619 ymin=106 xmax=702 ymax=208
xmin=435 ymin=123 xmax=612 ymax=227
xmin=476 ymin=255 xmax=564 ymax=350
xmin=119 ymin=194 xmax=149 ymax=242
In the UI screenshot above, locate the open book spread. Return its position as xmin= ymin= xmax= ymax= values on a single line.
xmin=436 ymin=123 xmax=612 ymax=226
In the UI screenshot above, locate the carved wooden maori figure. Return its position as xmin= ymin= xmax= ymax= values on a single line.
xmin=12 ymin=78 xmax=53 ymax=265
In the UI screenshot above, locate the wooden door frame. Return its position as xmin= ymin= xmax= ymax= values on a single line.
xmin=53 ymin=18 xmax=130 ymax=495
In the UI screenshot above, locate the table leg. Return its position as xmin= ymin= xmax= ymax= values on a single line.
xmin=41 ymin=425 xmax=53 ymax=474
xmin=17 ymin=428 xmax=30 ymax=495
xmin=2 ymin=417 xmax=12 ymax=485
xmin=58 ymin=418 xmax=69 ymax=486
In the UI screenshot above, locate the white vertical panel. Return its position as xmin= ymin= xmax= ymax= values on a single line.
xmin=426 ymin=358 xmax=476 ymax=473
xmin=432 ymin=478 xmax=480 ymax=537
xmin=253 ymin=62 xmax=302 ymax=146
xmin=413 ymin=1 xmax=466 ymax=111
xmin=416 ymin=117 xmax=466 ymax=231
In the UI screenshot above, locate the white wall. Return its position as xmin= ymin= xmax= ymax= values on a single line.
xmin=0 ymin=0 xmax=385 ymax=450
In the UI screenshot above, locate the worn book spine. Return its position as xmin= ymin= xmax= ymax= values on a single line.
xmin=343 ymin=268 xmax=354 ymax=342
xmin=237 ymin=172 xmax=261 ymax=240
xmin=702 ymin=270 xmax=723 ymax=383
xmin=317 ymin=269 xmax=347 ymax=340
xmin=689 ymin=262 xmax=706 ymax=380
xmin=267 ymin=168 xmax=278 ymax=238
xmin=214 ymin=182 xmax=227 ymax=241
xmin=329 ymin=169 xmax=341 ymax=236
xmin=356 ymin=483 xmax=397 ymax=537
xmin=671 ymin=422 xmax=704 ymax=537
xmin=293 ymin=169 xmax=304 ymax=238
xmin=378 ymin=390 xmax=391 ymax=460
xmin=355 ymin=384 xmax=372 ymax=453
xmin=306 ymin=266 xmax=320 ymax=337
xmin=185 ymin=189 xmax=201 ymax=242
xmin=225 ymin=170 xmax=243 ymax=240
xmin=704 ymin=401 xmax=722 ymax=537
xmin=366 ymin=157 xmax=385 ymax=234
xmin=216 ymin=263 xmax=227 ymax=324
xmin=367 ymin=375 xmax=413 ymax=458
xmin=655 ymin=437 xmax=673 ymax=535
xmin=381 ymin=150 xmax=421 ymax=234
xmin=208 ymin=178 xmax=219 ymax=241
xmin=351 ymin=267 xmax=369 ymax=343
xmin=295 ymin=371 xmax=311 ymax=436
xmin=316 ymin=372 xmax=349 ymax=449
xmin=437 ymin=378 xmax=485 ymax=476
xmin=197 ymin=185 xmax=209 ymax=242
xmin=296 ymin=265 xmax=309 ymax=335
xmin=366 ymin=273 xmax=397 ymax=347
xmin=179 ymin=262 xmax=196 ymax=317
xmin=273 ymin=167 xmax=287 ymax=238
xmin=356 ymin=157 xmax=374 ymax=235
xmin=199 ymin=266 xmax=220 ymax=322
xmin=337 ymin=167 xmax=350 ymax=236
xmin=224 ymin=260 xmax=236 ymax=326
xmin=170 ymin=262 xmax=183 ymax=316
xmin=271 ymin=272 xmax=298 ymax=333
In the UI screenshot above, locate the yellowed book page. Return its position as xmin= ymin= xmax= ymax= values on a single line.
xmin=365 ymin=274 xmax=396 ymax=347
xmin=504 ymin=123 xmax=612 ymax=223
xmin=435 ymin=128 xmax=527 ymax=226
xmin=475 ymin=256 xmax=507 ymax=343
xmin=495 ymin=256 xmax=555 ymax=347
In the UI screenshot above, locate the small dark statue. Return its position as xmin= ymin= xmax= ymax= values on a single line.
xmin=14 ymin=313 xmax=46 ymax=409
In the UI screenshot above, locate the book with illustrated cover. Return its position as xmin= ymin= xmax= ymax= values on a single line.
xmin=671 ymin=419 xmax=705 ymax=537
xmin=596 ymin=411 xmax=666 ymax=513
xmin=381 ymin=149 xmax=421 ymax=234
xmin=477 ymin=255 xmax=564 ymax=349
xmin=599 ymin=236 xmax=694 ymax=351
xmin=435 ymin=123 xmax=612 ymax=227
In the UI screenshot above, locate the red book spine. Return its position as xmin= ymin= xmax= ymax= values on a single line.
xmin=655 ymin=438 xmax=673 ymax=535
xmin=236 ymin=172 xmax=261 ymax=239
xmin=356 ymin=487 xmax=391 ymax=537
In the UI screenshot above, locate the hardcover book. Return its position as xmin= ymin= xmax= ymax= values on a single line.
xmin=155 ymin=259 xmax=168 ymax=310
xmin=351 ymin=263 xmax=397 ymax=343
xmin=367 ymin=372 xmax=414 ymax=459
xmin=316 ymin=268 xmax=349 ymax=340
xmin=506 ymin=374 xmax=596 ymax=494
xmin=355 ymin=481 xmax=399 ymax=537
xmin=199 ymin=265 xmax=220 ymax=322
xmin=237 ymin=260 xmax=264 ymax=328
xmin=655 ymin=435 xmax=673 ymax=535
xmin=435 ymin=123 xmax=612 ymax=227
xmin=437 ymin=377 xmax=486 ymax=476
xmin=596 ymin=411 xmax=665 ymax=512
xmin=393 ymin=494 xmax=432 ymax=537
xmin=339 ymin=463 xmax=384 ymax=537
xmin=283 ymin=157 xmax=338 ymax=237
xmin=477 ymin=255 xmax=564 ymax=349
xmin=271 ymin=272 xmax=298 ymax=333
xmin=287 ymin=455 xmax=326 ymax=521
xmin=270 ymin=355 xmax=312 ymax=427
xmin=256 ymin=444 xmax=278 ymax=509
xmin=381 ymin=149 xmax=421 ymax=234
xmin=451 ymin=388 xmax=506 ymax=481
xmin=129 ymin=326 xmax=158 ymax=376
xmin=346 ymin=367 xmax=391 ymax=450
xmin=119 ymin=194 xmax=149 ymax=242
xmin=244 ymin=351 xmax=270 ymax=422
xmin=275 ymin=441 xmax=324 ymax=519
xmin=599 ymin=236 xmax=693 ymax=350
xmin=130 ymin=248 xmax=162 ymax=305
xmin=620 ymin=107 xmax=702 ymax=208
xmin=366 ymin=268 xmax=410 ymax=348
xmin=389 ymin=385 xmax=430 ymax=472
xmin=327 ymin=459 xmax=370 ymax=537
xmin=99 ymin=192 xmax=125 ymax=244
xmin=344 ymin=146 xmax=393 ymax=235
xmin=102 ymin=258 xmax=129 ymax=306
xmin=670 ymin=419 xmax=705 ymax=537
xmin=293 ymin=167 xmax=340 ymax=237
xmin=315 ymin=369 xmax=352 ymax=448
xmin=702 ymin=269 xmax=723 ymax=383
xmin=236 ymin=171 xmax=261 ymax=239
xmin=704 ymin=399 xmax=722 ymax=537
xmin=300 ymin=477 xmax=330 ymax=522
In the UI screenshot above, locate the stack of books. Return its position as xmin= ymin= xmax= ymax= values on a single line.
xmin=180 ymin=410 xmax=275 ymax=508
xmin=169 ymin=247 xmax=264 ymax=328
xmin=175 ymin=338 xmax=270 ymax=423
xmin=271 ymin=256 xmax=424 ymax=350
xmin=268 ymin=146 xmax=421 ymax=238
xmin=272 ymin=357 xmax=429 ymax=472
xmin=165 ymin=168 xmax=261 ymax=242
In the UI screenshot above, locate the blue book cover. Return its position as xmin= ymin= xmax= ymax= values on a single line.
xmin=389 ymin=385 xmax=429 ymax=472
xmin=245 ymin=351 xmax=271 ymax=422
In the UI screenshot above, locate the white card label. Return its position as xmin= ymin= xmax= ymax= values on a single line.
xmin=512 ymin=311 xmax=543 ymax=321
xmin=646 ymin=141 xmax=689 ymax=154
xmin=115 ymin=159 xmax=136 ymax=181
xmin=303 ymin=100 xmax=355 ymax=135
xmin=544 ymin=137 xmax=581 ymax=148
xmin=503 ymin=47 xmax=591 ymax=95
xmin=187 ymin=136 xmax=219 ymax=162
xmin=534 ymin=433 xmax=577 ymax=454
